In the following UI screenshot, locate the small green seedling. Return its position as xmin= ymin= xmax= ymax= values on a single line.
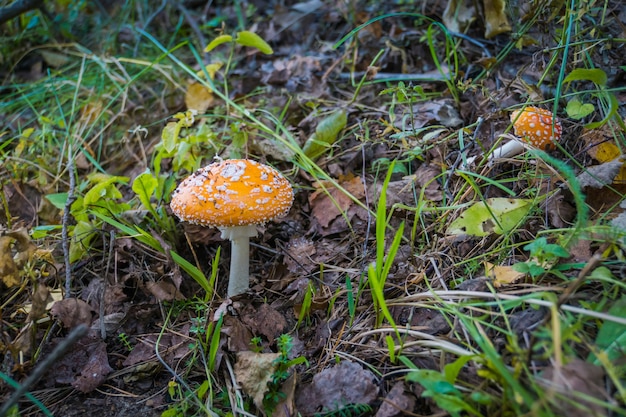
xmin=513 ymin=237 xmax=569 ymax=278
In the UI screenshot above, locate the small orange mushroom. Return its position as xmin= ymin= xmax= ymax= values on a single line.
xmin=171 ymin=159 xmax=294 ymax=297
xmin=510 ymin=106 xmax=562 ymax=150
xmin=467 ymin=106 xmax=562 ymax=165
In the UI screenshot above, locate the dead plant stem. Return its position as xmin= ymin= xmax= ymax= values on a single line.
xmin=62 ymin=142 xmax=76 ymax=299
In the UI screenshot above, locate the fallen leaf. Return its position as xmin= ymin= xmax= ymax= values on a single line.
xmin=309 ymin=174 xmax=365 ymax=230
xmin=483 ymin=0 xmax=511 ymax=38
xmin=144 ymin=279 xmax=185 ymax=302
xmin=50 ymin=298 xmax=94 ymax=329
xmin=447 ymin=198 xmax=533 ymax=237
xmin=185 ymin=82 xmax=214 ymax=113
xmin=375 ymin=381 xmax=416 ymax=417
xmin=273 ymin=372 xmax=297 ymax=417
xmin=123 ymin=330 xmax=190 ymax=367
xmin=539 ymin=359 xmax=608 ymax=416
xmin=295 ymin=361 xmax=379 ymax=414
xmin=284 ymin=237 xmax=317 ymax=273
xmin=222 ymin=315 xmax=255 ymax=353
xmin=484 ymin=261 xmax=525 ymax=287
xmin=0 ymin=236 xmax=20 ymax=287
xmin=28 ymin=284 xmax=51 ymax=322
xmin=443 ymin=0 xmax=476 ymax=33
xmin=72 ymin=338 xmax=113 ymax=393
xmin=302 ymin=109 xmax=347 ymax=160
xmin=576 ymin=159 xmax=623 ymax=189
xmin=240 ymin=303 xmax=287 ymax=341
xmin=235 ymin=351 xmax=281 ymax=410
xmin=47 ymin=334 xmax=113 ymax=393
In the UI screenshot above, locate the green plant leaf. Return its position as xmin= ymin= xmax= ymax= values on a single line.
xmin=302 ymin=109 xmax=347 ymax=160
xmin=70 ymin=220 xmax=97 ymax=262
xmin=235 ymin=31 xmax=273 ymax=54
xmin=446 ymin=198 xmax=533 ymax=237
xmin=83 ymin=175 xmax=128 ymax=205
xmin=585 ymin=93 xmax=619 ymax=129
xmin=161 ymin=121 xmax=180 ymax=154
xmin=563 ymin=68 xmax=607 ymax=86
xmin=588 ymin=295 xmax=626 ymax=365
xmin=204 ymin=34 xmax=233 ymax=52
xmin=45 ymin=193 xmax=68 ymax=210
xmin=132 ymin=170 xmax=158 ymax=212
xmin=565 ymin=98 xmax=594 ymax=120
xmin=443 ymin=355 xmax=475 ymax=384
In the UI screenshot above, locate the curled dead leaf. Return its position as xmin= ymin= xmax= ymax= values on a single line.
xmin=235 ymin=351 xmax=281 ymax=410
xmin=50 ymin=298 xmax=94 ymax=329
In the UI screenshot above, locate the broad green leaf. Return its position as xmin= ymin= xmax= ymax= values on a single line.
xmin=46 ymin=193 xmax=68 ymax=210
xmin=70 ymin=220 xmax=96 ymax=262
xmin=446 ymin=198 xmax=533 ymax=237
xmin=565 ymin=98 xmax=594 ymax=120
xmin=588 ymin=294 xmax=626 ymax=365
xmin=563 ymin=68 xmax=607 ymax=86
xmin=302 ymin=110 xmax=347 ymax=159
xmin=235 ymin=31 xmax=273 ymax=54
xmin=83 ymin=176 xmax=128 ymax=207
xmin=443 ymin=355 xmax=475 ymax=384
xmin=204 ymin=34 xmax=233 ymax=52
xmin=161 ymin=121 xmax=180 ymax=153
xmin=132 ymin=170 xmax=158 ymax=212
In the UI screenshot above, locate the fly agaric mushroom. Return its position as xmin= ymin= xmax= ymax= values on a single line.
xmin=170 ymin=159 xmax=294 ymax=297
xmin=467 ymin=106 xmax=562 ymax=165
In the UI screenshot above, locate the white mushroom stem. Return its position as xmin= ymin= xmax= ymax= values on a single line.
xmin=465 ymin=138 xmax=526 ymax=166
xmin=219 ymin=225 xmax=258 ymax=297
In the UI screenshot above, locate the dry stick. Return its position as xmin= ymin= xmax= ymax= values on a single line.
xmin=0 ymin=324 xmax=88 ymax=416
xmin=62 ymin=142 xmax=77 ymax=299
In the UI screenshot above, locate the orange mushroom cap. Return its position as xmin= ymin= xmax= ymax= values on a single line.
xmin=170 ymin=159 xmax=294 ymax=227
xmin=510 ymin=107 xmax=562 ymax=150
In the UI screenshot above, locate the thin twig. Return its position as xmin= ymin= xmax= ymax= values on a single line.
xmin=62 ymin=142 xmax=77 ymax=299
xmin=0 ymin=324 xmax=87 ymax=416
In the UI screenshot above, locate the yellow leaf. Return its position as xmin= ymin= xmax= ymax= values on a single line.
xmin=185 ymin=82 xmax=214 ymax=113
xmin=204 ymin=34 xmax=233 ymax=52
xmin=483 ymin=0 xmax=511 ymax=39
xmin=485 ymin=261 xmax=525 ymax=287
xmin=195 ymin=62 xmax=223 ymax=79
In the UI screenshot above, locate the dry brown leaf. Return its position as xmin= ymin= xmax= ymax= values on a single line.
xmin=485 ymin=261 xmax=525 ymax=287
xmin=0 ymin=236 xmax=20 ymax=287
xmin=240 ymin=303 xmax=287 ymax=341
xmin=375 ymin=381 xmax=416 ymax=417
xmin=145 ymin=280 xmax=185 ymax=302
xmin=185 ymin=82 xmax=214 ymax=113
xmin=123 ymin=329 xmax=190 ymax=368
xmin=296 ymin=360 xmax=379 ymax=414
xmin=284 ymin=237 xmax=317 ymax=273
xmin=50 ymin=298 xmax=94 ymax=329
xmin=309 ymin=174 xmax=365 ymax=229
xmin=539 ymin=358 xmax=608 ymax=416
xmin=443 ymin=0 xmax=476 ymax=33
xmin=47 ymin=334 xmax=113 ymax=393
xmin=222 ymin=315 xmax=255 ymax=353
xmin=272 ymin=372 xmax=297 ymax=417
xmin=7 ymin=228 xmax=36 ymax=267
xmin=235 ymin=351 xmax=281 ymax=410
xmin=28 ymin=284 xmax=50 ymax=322
xmin=483 ymin=0 xmax=512 ymax=38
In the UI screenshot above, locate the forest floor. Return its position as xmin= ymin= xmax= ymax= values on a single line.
xmin=1 ymin=1 xmax=626 ymax=416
